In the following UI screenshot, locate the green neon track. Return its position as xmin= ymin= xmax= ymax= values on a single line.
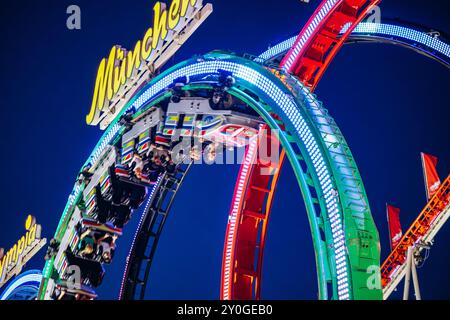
xmin=39 ymin=52 xmax=382 ymax=300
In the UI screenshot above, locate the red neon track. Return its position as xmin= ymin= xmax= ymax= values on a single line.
xmin=221 ymin=126 xmax=285 ymax=300
xmin=221 ymin=0 xmax=380 ymax=300
xmin=281 ymin=0 xmax=380 ymax=90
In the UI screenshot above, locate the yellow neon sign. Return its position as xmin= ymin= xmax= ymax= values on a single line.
xmin=0 ymin=215 xmax=46 ymax=288
xmin=86 ymin=0 xmax=202 ymax=126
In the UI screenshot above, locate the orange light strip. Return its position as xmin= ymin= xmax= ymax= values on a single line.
xmin=381 ymin=174 xmax=450 ymax=287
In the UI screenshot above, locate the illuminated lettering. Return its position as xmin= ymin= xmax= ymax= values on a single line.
xmin=168 ymin=0 xmax=181 ymax=29
xmin=86 ymin=0 xmax=207 ymax=127
xmin=180 ymin=0 xmax=197 ymax=18
xmin=6 ymin=245 xmax=17 ymax=269
xmin=27 ymin=223 xmax=37 ymax=246
xmin=16 ymin=236 xmax=26 ymax=262
xmin=0 ymin=257 xmax=5 ymax=282
xmin=141 ymin=28 xmax=154 ymax=60
xmin=86 ymin=47 xmax=117 ymax=124
xmin=0 ymin=215 xmax=46 ymax=288
xmin=152 ymin=2 xmax=169 ymax=50
xmin=180 ymin=0 xmax=198 ymax=17
xmin=126 ymin=41 xmax=142 ymax=79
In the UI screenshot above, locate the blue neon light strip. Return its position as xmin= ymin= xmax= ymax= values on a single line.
xmin=259 ymin=22 xmax=450 ymax=65
xmin=0 ymin=270 xmax=42 ymax=300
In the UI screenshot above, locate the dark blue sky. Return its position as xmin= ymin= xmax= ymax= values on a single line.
xmin=0 ymin=0 xmax=449 ymax=300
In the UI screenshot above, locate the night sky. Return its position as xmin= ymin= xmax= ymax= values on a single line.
xmin=0 ymin=0 xmax=449 ymax=300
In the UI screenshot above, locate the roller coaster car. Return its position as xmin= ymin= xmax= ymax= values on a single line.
xmin=120 ymin=108 xmax=163 ymax=162
xmin=85 ymin=164 xmax=141 ymax=225
xmin=79 ymin=217 xmax=123 ymax=236
xmin=74 ymin=218 xmax=122 ymax=264
xmin=118 ymin=112 xmax=166 ymax=187
xmin=116 ymin=161 xmax=154 ymax=187
xmin=110 ymin=165 xmax=147 ymax=209
xmin=163 ymin=98 xmax=261 ymax=148
xmin=117 ymin=146 xmax=175 ymax=185
xmin=53 ymin=207 xmax=84 ymax=278
xmin=83 ymin=146 xmax=118 ymax=219
xmin=44 ymin=238 xmax=60 ymax=260
xmin=64 ymin=249 xmax=105 ymax=288
xmin=93 ymin=187 xmax=133 ymax=228
xmin=52 ymin=280 xmax=97 ymax=301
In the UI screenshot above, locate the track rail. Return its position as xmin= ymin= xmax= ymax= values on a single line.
xmin=119 ymin=164 xmax=192 ymax=300
xmin=381 ymin=175 xmax=450 ymax=299
xmin=280 ymin=0 xmax=381 ymax=90
xmin=222 ymin=18 xmax=450 ymax=301
xmin=97 ymin=52 xmax=381 ymax=301
xmin=259 ymin=22 xmax=450 ymax=68
xmin=221 ymin=1 xmax=386 ymax=300
xmin=220 ymin=126 xmax=285 ymax=300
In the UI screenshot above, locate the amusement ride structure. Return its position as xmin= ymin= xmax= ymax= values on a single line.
xmin=33 ymin=0 xmax=449 ymax=300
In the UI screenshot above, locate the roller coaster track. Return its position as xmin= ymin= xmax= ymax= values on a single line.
xmin=221 ymin=126 xmax=286 ymax=300
xmin=119 ymin=164 xmax=192 ymax=300
xmin=221 ymin=17 xmax=450 ymax=300
xmin=37 ymin=1 xmax=450 ymax=301
xmin=382 ymin=175 xmax=450 ymax=299
xmin=222 ymin=0 xmax=382 ymax=300
xmin=116 ymin=52 xmax=382 ymax=300
xmin=259 ymin=22 xmax=450 ymax=68
xmin=280 ymin=0 xmax=381 ymax=90
xmin=39 ymin=52 xmax=381 ymax=300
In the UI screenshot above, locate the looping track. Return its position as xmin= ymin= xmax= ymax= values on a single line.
xmin=221 ymin=19 xmax=450 ymax=301
xmin=38 ymin=1 xmax=450 ymax=301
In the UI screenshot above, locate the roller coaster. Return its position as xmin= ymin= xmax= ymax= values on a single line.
xmin=36 ymin=0 xmax=449 ymax=300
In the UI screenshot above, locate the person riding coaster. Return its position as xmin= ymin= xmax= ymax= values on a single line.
xmin=77 ymin=228 xmax=96 ymax=260
xmin=76 ymin=164 xmax=94 ymax=185
xmin=90 ymin=180 xmax=135 ymax=229
xmin=44 ymin=238 xmax=60 ymax=260
xmin=94 ymin=188 xmax=133 ymax=228
xmin=116 ymin=137 xmax=178 ymax=185
xmin=75 ymin=218 xmax=121 ymax=264
xmin=63 ymin=249 xmax=105 ymax=288
xmin=169 ymin=76 xmax=192 ymax=103
xmin=105 ymin=164 xmax=147 ymax=209
xmin=210 ymin=72 xmax=235 ymax=110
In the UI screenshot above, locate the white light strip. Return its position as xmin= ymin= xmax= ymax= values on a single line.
xmin=259 ymin=22 xmax=450 ymax=63
xmin=222 ymin=133 xmax=258 ymax=300
xmin=0 ymin=271 xmax=42 ymax=300
xmin=282 ymin=0 xmax=341 ymax=71
xmin=343 ymin=22 xmax=450 ymax=58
